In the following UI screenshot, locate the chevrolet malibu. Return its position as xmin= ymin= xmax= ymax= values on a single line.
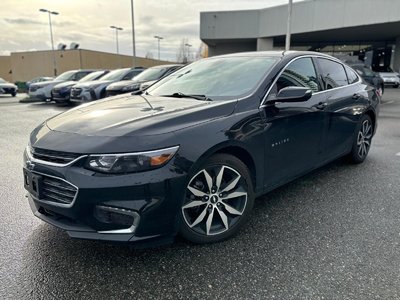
xmin=23 ymin=51 xmax=379 ymax=246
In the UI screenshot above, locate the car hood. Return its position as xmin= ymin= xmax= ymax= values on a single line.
xmin=107 ymin=80 xmax=141 ymax=89
xmin=0 ymin=83 xmax=17 ymax=88
xmin=31 ymin=80 xmax=63 ymax=88
xmin=73 ymin=80 xmax=112 ymax=88
xmin=379 ymin=72 xmax=398 ymax=77
xmin=46 ymin=94 xmax=236 ymax=137
xmin=53 ymin=81 xmax=76 ymax=89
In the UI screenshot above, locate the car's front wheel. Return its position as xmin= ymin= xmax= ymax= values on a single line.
xmin=11 ymin=92 xmax=16 ymax=97
xmin=180 ymin=154 xmax=254 ymax=244
xmin=348 ymin=114 xmax=373 ymax=164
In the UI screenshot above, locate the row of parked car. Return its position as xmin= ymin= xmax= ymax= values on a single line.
xmin=27 ymin=64 xmax=182 ymax=104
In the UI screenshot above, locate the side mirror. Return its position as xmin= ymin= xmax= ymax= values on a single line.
xmin=271 ymin=87 xmax=312 ymax=103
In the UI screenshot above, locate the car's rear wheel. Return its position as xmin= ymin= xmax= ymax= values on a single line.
xmin=180 ymin=154 xmax=254 ymax=244
xmin=348 ymin=114 xmax=373 ymax=164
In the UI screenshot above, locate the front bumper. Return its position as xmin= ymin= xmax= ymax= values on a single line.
xmin=23 ymin=150 xmax=188 ymax=245
xmin=29 ymin=90 xmax=49 ymax=100
xmin=52 ymin=91 xmax=70 ymax=102
xmin=70 ymin=90 xmax=96 ymax=103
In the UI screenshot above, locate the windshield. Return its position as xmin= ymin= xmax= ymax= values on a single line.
xmin=363 ymin=67 xmax=375 ymax=77
xmin=147 ymin=56 xmax=279 ymax=100
xmin=101 ymin=69 xmax=129 ymax=81
xmin=55 ymin=71 xmax=77 ymax=81
xmin=134 ymin=67 xmax=169 ymax=81
xmin=79 ymin=71 xmax=105 ymax=82
xmin=0 ymin=78 xmax=5 ymax=83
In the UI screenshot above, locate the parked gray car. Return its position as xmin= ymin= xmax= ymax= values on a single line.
xmin=105 ymin=64 xmax=182 ymax=97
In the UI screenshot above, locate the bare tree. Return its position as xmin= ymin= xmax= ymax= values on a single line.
xmin=145 ymin=51 xmax=154 ymax=59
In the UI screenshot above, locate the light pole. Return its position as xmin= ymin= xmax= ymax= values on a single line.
xmin=130 ymin=0 xmax=136 ymax=67
xmin=110 ymin=26 xmax=123 ymax=54
xmin=154 ymin=35 xmax=163 ymax=60
xmin=39 ymin=8 xmax=59 ymax=76
xmin=285 ymin=0 xmax=293 ymax=51
xmin=185 ymin=43 xmax=192 ymax=63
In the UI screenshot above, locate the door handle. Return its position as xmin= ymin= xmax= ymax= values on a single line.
xmin=315 ymin=102 xmax=327 ymax=110
xmin=352 ymin=93 xmax=361 ymax=99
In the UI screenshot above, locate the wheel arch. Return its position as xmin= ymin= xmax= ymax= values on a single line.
xmin=190 ymin=142 xmax=259 ymax=193
xmin=364 ymin=109 xmax=376 ymax=134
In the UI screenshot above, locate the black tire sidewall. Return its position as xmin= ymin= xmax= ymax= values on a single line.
xmin=179 ymin=153 xmax=255 ymax=244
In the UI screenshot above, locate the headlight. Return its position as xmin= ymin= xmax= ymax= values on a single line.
xmin=121 ymin=83 xmax=139 ymax=92
xmin=85 ymin=146 xmax=179 ymax=174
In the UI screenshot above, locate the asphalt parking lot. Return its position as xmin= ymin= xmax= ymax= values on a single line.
xmin=1 ymin=90 xmax=400 ymax=299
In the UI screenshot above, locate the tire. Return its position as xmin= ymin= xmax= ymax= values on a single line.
xmin=394 ymin=84 xmax=399 ymax=89
xmin=348 ymin=114 xmax=373 ymax=164
xmin=179 ymin=153 xmax=254 ymax=244
xmin=11 ymin=92 xmax=16 ymax=97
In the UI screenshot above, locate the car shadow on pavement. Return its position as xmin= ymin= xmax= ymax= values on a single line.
xmin=16 ymin=156 xmax=372 ymax=299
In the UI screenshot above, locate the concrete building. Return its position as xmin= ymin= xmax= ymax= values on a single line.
xmin=200 ymin=0 xmax=400 ymax=72
xmin=0 ymin=49 xmax=172 ymax=83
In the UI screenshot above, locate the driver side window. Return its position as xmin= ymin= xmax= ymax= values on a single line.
xmin=268 ymin=57 xmax=320 ymax=100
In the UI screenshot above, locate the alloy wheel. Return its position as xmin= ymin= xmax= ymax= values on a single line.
xmin=182 ymin=165 xmax=248 ymax=236
xmin=357 ymin=119 xmax=372 ymax=158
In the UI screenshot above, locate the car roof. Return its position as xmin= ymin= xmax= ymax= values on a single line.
xmin=212 ymin=50 xmax=340 ymax=61
xmin=149 ymin=64 xmax=183 ymax=69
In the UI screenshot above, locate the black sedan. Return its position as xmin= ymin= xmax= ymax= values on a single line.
xmin=349 ymin=63 xmax=384 ymax=96
xmin=23 ymin=51 xmax=379 ymax=246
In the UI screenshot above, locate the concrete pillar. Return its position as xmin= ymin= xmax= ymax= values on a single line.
xmin=257 ymin=37 xmax=273 ymax=51
xmin=393 ymin=37 xmax=400 ymax=73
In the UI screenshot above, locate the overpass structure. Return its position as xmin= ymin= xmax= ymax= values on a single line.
xmin=200 ymin=0 xmax=400 ymax=71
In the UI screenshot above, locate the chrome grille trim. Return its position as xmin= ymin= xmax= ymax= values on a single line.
xmin=29 ymin=171 xmax=79 ymax=208
xmin=26 ymin=146 xmax=87 ymax=167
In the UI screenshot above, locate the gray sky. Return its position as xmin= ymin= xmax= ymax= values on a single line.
xmin=0 ymin=0 xmax=303 ymax=61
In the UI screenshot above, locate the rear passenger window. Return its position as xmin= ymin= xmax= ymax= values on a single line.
xmin=345 ymin=67 xmax=359 ymax=84
xmin=274 ymin=57 xmax=321 ymax=93
xmin=317 ymin=58 xmax=348 ymax=89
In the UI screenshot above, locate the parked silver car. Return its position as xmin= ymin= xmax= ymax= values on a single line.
xmin=375 ymin=66 xmax=400 ymax=88
xmin=28 ymin=70 xmax=96 ymax=100
xmin=0 ymin=78 xmax=18 ymax=97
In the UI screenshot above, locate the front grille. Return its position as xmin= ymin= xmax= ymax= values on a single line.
xmin=32 ymin=147 xmax=81 ymax=164
xmin=41 ymin=176 xmax=77 ymax=205
xmin=2 ymin=88 xmax=15 ymax=93
xmin=71 ymin=88 xmax=82 ymax=98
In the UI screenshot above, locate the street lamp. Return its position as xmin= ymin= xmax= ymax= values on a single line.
xmin=130 ymin=0 xmax=136 ymax=67
xmin=185 ymin=43 xmax=192 ymax=62
xmin=39 ymin=8 xmax=59 ymax=76
xmin=110 ymin=26 xmax=123 ymax=54
xmin=154 ymin=35 xmax=163 ymax=60
xmin=285 ymin=0 xmax=293 ymax=51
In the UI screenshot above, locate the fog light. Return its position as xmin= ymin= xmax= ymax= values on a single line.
xmin=95 ymin=205 xmax=140 ymax=234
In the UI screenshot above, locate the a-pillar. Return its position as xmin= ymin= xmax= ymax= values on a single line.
xmin=257 ymin=38 xmax=274 ymax=51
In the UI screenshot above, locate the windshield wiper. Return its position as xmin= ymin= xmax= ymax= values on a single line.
xmin=163 ymin=92 xmax=212 ymax=101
